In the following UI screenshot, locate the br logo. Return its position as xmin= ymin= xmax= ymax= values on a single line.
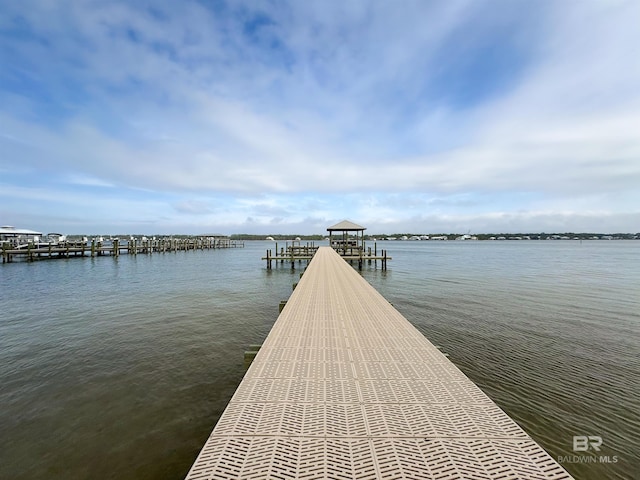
xmin=573 ymin=436 xmax=603 ymax=452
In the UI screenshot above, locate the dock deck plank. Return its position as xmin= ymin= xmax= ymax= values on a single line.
xmin=186 ymin=247 xmax=572 ymax=479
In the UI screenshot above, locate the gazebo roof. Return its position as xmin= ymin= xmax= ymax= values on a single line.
xmin=327 ymin=220 xmax=366 ymax=231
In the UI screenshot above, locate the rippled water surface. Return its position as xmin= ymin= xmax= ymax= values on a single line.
xmin=1 ymin=240 xmax=638 ymax=479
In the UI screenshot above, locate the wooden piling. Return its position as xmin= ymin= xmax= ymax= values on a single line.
xmin=244 ymin=344 xmax=262 ymax=368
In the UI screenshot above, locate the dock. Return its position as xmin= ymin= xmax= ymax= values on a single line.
xmin=1 ymin=237 xmax=243 ymax=263
xmin=263 ymin=220 xmax=390 ymax=269
xmin=186 ymin=247 xmax=572 ymax=479
xmin=262 ymin=241 xmax=390 ymax=270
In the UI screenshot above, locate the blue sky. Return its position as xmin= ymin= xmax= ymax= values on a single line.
xmin=1 ymin=1 xmax=639 ymax=234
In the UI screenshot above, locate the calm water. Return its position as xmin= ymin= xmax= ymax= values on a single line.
xmin=1 ymin=240 xmax=638 ymax=479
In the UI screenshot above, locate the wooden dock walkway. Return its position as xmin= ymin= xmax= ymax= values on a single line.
xmin=263 ymin=241 xmax=390 ymax=270
xmin=187 ymin=247 xmax=572 ymax=479
xmin=1 ymin=237 xmax=243 ymax=263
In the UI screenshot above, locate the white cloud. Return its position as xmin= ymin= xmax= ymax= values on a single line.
xmin=64 ymin=174 xmax=115 ymax=188
xmin=1 ymin=1 xmax=639 ymax=233
xmin=173 ymin=200 xmax=214 ymax=215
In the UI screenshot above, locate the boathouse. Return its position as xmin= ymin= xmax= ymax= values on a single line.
xmin=262 ymin=220 xmax=389 ymax=269
xmin=327 ymin=219 xmax=366 ymax=256
xmin=0 ymin=226 xmax=42 ymax=247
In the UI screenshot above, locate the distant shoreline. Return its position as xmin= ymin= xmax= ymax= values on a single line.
xmin=54 ymin=232 xmax=639 ymax=241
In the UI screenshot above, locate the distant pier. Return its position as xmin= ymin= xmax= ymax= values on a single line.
xmin=1 ymin=237 xmax=243 ymax=263
xmin=263 ymin=220 xmax=391 ymax=270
